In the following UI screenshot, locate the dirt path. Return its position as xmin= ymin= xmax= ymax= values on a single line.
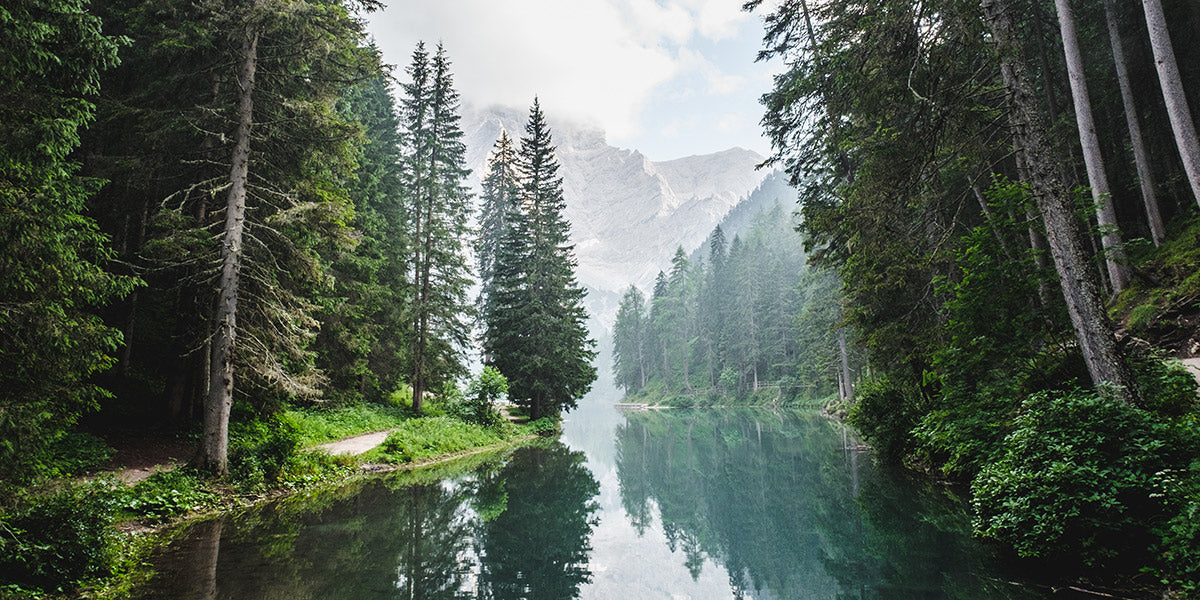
xmin=315 ymin=429 xmax=397 ymax=456
xmin=1183 ymin=357 xmax=1200 ymax=387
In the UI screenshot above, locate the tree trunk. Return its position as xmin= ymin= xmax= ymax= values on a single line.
xmin=838 ymin=325 xmax=853 ymax=403
xmin=1054 ymin=0 xmax=1130 ymax=294
xmin=1143 ymin=0 xmax=1200 ymax=208
xmin=201 ymin=24 xmax=258 ymax=475
xmin=1030 ymin=0 xmax=1062 ymax=122
xmin=1105 ymin=0 xmax=1165 ymax=246
xmin=981 ymin=0 xmax=1138 ymax=404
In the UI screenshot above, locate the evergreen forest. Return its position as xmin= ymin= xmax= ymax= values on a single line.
xmin=730 ymin=0 xmax=1200 ymax=593
xmin=1 ymin=0 xmax=594 ymax=593
xmin=5 ymin=0 xmax=1200 ymax=597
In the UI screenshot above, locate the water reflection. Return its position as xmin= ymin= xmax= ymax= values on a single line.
xmin=132 ymin=443 xmax=599 ymax=600
xmin=613 ymin=409 xmax=1048 ymax=600
xmin=133 ymin=404 xmax=1079 ymax=600
xmin=476 ymin=444 xmax=600 ymax=599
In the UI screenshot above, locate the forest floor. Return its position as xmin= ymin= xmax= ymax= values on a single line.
xmin=95 ymin=406 xmax=533 ymax=483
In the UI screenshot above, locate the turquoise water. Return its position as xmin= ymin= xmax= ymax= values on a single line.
xmin=130 ymin=379 xmax=1078 ymax=599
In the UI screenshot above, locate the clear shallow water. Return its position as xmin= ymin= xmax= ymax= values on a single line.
xmin=130 ymin=379 xmax=1079 ymax=599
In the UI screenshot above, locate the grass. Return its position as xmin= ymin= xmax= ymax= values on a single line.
xmin=362 ymin=417 xmax=525 ymax=464
xmin=283 ymin=403 xmax=410 ymax=446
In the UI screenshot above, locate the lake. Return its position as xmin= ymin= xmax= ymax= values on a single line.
xmin=129 ymin=377 xmax=1084 ymax=599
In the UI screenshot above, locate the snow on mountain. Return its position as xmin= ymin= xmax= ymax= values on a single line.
xmin=462 ymin=103 xmax=770 ymax=326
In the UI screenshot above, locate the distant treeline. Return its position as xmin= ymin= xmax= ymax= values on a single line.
xmin=612 ymin=202 xmax=850 ymax=405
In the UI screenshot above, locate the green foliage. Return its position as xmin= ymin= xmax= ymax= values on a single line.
xmin=387 ymin=384 xmax=415 ymax=409
xmin=399 ymin=42 xmax=476 ymax=410
xmin=229 ymin=416 xmax=303 ymax=490
xmin=0 ymin=0 xmax=136 ymax=494
xmin=45 ymin=432 xmax=114 ymax=478
xmin=1130 ymin=349 xmax=1200 ymax=418
xmin=119 ymin=469 xmax=216 ymax=523
xmin=1161 ymin=484 xmax=1200 ymax=593
xmin=527 ymin=417 xmax=559 ymax=437
xmin=0 ymin=481 xmax=120 ymax=594
xmin=971 ymin=389 xmax=1195 ymax=570
xmin=482 ymin=99 xmax=597 ymax=420
xmin=847 ymin=377 xmax=930 ymax=463
xmin=447 ymin=367 xmax=508 ymax=427
xmin=374 ymin=417 xmax=505 ymax=464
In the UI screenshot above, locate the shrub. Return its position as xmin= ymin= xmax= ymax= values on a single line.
xmin=847 ymin=376 xmax=928 ymax=463
xmin=1160 ymin=485 xmax=1200 ymax=593
xmin=971 ymin=388 xmax=1192 ymax=570
xmin=0 ymin=482 xmax=119 ymax=594
xmin=1129 ymin=349 xmax=1199 ymax=418
xmin=229 ymin=416 xmax=301 ymax=490
xmin=45 ymin=432 xmax=114 ymax=477
xmin=456 ymin=367 xmax=508 ymax=427
xmin=527 ymin=417 xmax=558 ymax=437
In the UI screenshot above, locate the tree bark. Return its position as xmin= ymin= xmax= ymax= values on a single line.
xmin=1143 ymin=0 xmax=1200 ymax=209
xmin=201 ymin=23 xmax=259 ymax=475
xmin=1054 ymin=0 xmax=1130 ymax=294
xmin=1105 ymin=0 xmax=1165 ymax=246
xmin=981 ymin=0 xmax=1138 ymax=404
xmin=838 ymin=325 xmax=853 ymax=403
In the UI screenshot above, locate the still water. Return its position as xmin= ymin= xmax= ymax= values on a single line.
xmin=130 ymin=378 xmax=1078 ymax=599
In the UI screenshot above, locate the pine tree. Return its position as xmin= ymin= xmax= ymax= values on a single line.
xmin=483 ymin=99 xmax=596 ymax=420
xmin=316 ymin=70 xmax=409 ymax=403
xmin=0 ymin=0 xmax=135 ymax=489
xmin=476 ymin=130 xmax=521 ymax=332
xmin=402 ymin=43 xmax=475 ymax=413
xmin=612 ymin=286 xmax=648 ymax=392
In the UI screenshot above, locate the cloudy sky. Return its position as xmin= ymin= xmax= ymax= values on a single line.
xmin=365 ymin=0 xmax=779 ymax=161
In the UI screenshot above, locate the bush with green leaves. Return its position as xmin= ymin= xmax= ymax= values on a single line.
xmin=0 ymin=481 xmax=119 ymax=594
xmin=527 ymin=417 xmax=558 ymax=437
xmin=45 ymin=431 xmax=114 ymax=477
xmin=461 ymin=367 xmax=508 ymax=426
xmin=228 ymin=415 xmax=302 ymax=490
xmin=846 ymin=376 xmax=929 ymax=463
xmin=971 ymin=388 xmax=1196 ymax=571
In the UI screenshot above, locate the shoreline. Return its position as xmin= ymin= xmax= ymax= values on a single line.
xmin=87 ymin=432 xmax=540 ymax=599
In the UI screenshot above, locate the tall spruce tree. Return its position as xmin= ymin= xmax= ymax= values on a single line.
xmin=316 ymin=70 xmax=410 ymax=403
xmin=483 ymin=99 xmax=596 ymax=420
xmin=401 ymin=43 xmax=474 ymax=412
xmin=612 ymin=286 xmax=648 ymax=392
xmin=475 ymin=130 xmax=521 ymax=333
xmin=0 ymin=0 xmax=135 ymax=489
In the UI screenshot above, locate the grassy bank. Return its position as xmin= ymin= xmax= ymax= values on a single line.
xmin=0 ymin=398 xmax=546 ymax=599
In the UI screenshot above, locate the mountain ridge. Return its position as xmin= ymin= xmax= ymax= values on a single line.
xmin=462 ymin=103 xmax=771 ymax=307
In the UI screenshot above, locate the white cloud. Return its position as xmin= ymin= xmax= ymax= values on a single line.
xmin=678 ymin=0 xmax=750 ymax=40
xmin=368 ymin=0 xmax=689 ymax=139
xmin=365 ymin=0 xmax=772 ymax=158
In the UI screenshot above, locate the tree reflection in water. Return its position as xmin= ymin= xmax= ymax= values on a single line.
xmin=130 ymin=442 xmax=599 ymax=600
xmin=613 ymin=409 xmax=1050 ymax=600
xmin=474 ymin=443 xmax=600 ymax=600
